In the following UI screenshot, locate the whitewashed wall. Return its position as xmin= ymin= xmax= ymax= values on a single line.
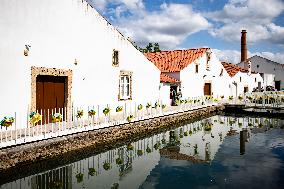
xmin=230 ymin=72 xmax=263 ymax=96
xmin=0 ymin=0 xmax=160 ymax=126
xmin=159 ymin=83 xmax=171 ymax=105
xmin=180 ymin=51 xmax=232 ymax=98
xmin=238 ymin=56 xmax=284 ymax=90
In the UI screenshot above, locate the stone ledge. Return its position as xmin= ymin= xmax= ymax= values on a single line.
xmin=0 ymin=105 xmax=224 ymax=184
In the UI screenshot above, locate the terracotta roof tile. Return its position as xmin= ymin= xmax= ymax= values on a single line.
xmin=160 ymin=73 xmax=180 ymax=83
xmin=221 ymin=62 xmax=254 ymax=77
xmin=144 ymin=48 xmax=209 ymax=72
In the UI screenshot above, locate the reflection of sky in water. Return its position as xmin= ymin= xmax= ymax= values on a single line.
xmin=140 ymin=129 xmax=284 ymax=189
xmin=1 ymin=116 xmax=284 ymax=189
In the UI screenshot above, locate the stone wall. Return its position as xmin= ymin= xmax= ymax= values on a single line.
xmin=0 ymin=105 xmax=224 ymax=184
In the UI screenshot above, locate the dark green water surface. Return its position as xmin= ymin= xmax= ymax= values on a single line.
xmin=1 ymin=115 xmax=284 ymax=189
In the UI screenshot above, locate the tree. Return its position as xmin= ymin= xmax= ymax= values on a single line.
xmin=145 ymin=43 xmax=153 ymax=53
xmin=153 ymin=43 xmax=161 ymax=52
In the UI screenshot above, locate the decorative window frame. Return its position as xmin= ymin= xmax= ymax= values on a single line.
xmin=30 ymin=66 xmax=73 ymax=115
xmin=118 ymin=70 xmax=133 ymax=101
xmin=112 ymin=49 xmax=119 ymax=67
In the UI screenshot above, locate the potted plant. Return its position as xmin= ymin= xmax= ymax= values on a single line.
xmin=127 ymin=115 xmax=134 ymax=122
xmin=146 ymin=102 xmax=152 ymax=109
xmin=247 ymin=96 xmax=253 ymax=101
xmin=50 ymin=180 xmax=63 ymax=189
xmin=162 ymin=104 xmax=166 ymax=109
xmin=229 ymin=96 xmax=234 ymax=101
xmin=116 ymin=106 xmax=123 ymax=112
xmin=154 ymin=102 xmax=160 ymax=109
xmin=238 ymin=96 xmax=243 ymax=101
xmin=184 ymin=131 xmax=188 ymax=136
xmin=138 ymin=104 xmax=143 ymax=110
xmin=52 ymin=113 xmax=62 ymax=123
xmin=29 ymin=112 xmax=42 ymax=125
xmin=204 ymin=123 xmax=212 ymax=131
xmin=220 ymin=95 xmax=224 ymax=99
xmin=0 ymin=116 xmax=14 ymax=127
xmin=189 ymin=130 xmax=193 ymax=135
xmin=76 ymin=173 xmax=84 ymax=183
xmin=116 ymin=158 xmax=123 ymax=165
xmin=103 ymin=162 xmax=111 ymax=170
xmin=154 ymin=142 xmax=161 ymax=150
xmin=127 ymin=143 xmax=134 ymax=151
xmin=146 ymin=146 xmax=151 ymax=153
xmin=103 ymin=107 xmax=110 ymax=116
xmin=137 ymin=149 xmax=143 ymax=156
xmin=161 ymin=138 xmax=166 ymax=144
xmin=88 ymin=168 xmax=96 ymax=176
xmin=76 ymin=110 xmax=84 ymax=119
xmin=88 ymin=109 xmax=96 ymax=117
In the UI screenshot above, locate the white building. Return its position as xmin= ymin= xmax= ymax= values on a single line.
xmin=237 ymin=30 xmax=283 ymax=91
xmin=222 ymin=62 xmax=263 ymax=96
xmin=144 ymin=48 xmax=232 ymax=104
xmin=238 ymin=56 xmax=284 ymax=91
xmin=0 ymin=0 xmax=160 ymax=126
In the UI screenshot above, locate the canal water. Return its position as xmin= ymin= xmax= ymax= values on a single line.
xmin=1 ymin=115 xmax=284 ymax=189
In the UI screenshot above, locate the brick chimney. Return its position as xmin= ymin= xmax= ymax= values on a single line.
xmin=241 ymin=30 xmax=247 ymax=62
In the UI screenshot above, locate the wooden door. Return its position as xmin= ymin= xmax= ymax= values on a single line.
xmin=204 ymin=83 xmax=211 ymax=96
xmin=36 ymin=76 xmax=66 ymax=123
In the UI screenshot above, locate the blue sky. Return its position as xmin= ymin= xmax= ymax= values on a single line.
xmin=89 ymin=0 xmax=284 ymax=64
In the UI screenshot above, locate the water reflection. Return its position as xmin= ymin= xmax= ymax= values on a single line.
xmin=1 ymin=116 xmax=284 ymax=189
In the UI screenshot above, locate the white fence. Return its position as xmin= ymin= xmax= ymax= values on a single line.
xmin=227 ymin=91 xmax=284 ymax=108
xmin=0 ymin=97 xmax=217 ymax=149
xmin=1 ymin=92 xmax=283 ymax=149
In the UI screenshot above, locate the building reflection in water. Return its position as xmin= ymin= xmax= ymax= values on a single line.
xmin=240 ymin=129 xmax=251 ymax=155
xmin=31 ymin=166 xmax=72 ymax=189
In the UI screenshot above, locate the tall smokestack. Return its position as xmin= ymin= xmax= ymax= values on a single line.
xmin=241 ymin=30 xmax=247 ymax=62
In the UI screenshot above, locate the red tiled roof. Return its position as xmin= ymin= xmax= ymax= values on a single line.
xmin=144 ymin=48 xmax=209 ymax=72
xmin=160 ymin=73 xmax=180 ymax=83
xmin=221 ymin=62 xmax=253 ymax=77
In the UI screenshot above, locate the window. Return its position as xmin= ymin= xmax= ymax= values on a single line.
xmin=195 ymin=65 xmax=199 ymax=73
xmin=112 ymin=50 xmax=119 ymax=66
xmin=255 ymin=78 xmax=256 ymax=82
xmin=119 ymin=71 xmax=132 ymax=100
xmin=256 ymin=65 xmax=259 ymax=68
xmin=240 ymin=77 xmax=242 ymax=82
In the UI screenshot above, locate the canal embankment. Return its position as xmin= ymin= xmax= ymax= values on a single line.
xmin=0 ymin=105 xmax=224 ymax=184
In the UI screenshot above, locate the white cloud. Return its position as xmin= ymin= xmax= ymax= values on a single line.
xmin=207 ymin=0 xmax=284 ymax=44
xmin=88 ymin=0 xmax=144 ymax=14
xmin=254 ymin=51 xmax=284 ymax=64
xmin=213 ymin=49 xmax=284 ymax=64
xmin=117 ymin=3 xmax=210 ymax=49
xmin=213 ymin=49 xmax=242 ymax=64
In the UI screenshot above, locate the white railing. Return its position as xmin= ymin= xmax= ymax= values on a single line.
xmin=225 ymin=91 xmax=284 ymax=108
xmin=0 ymin=97 xmax=217 ymax=149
